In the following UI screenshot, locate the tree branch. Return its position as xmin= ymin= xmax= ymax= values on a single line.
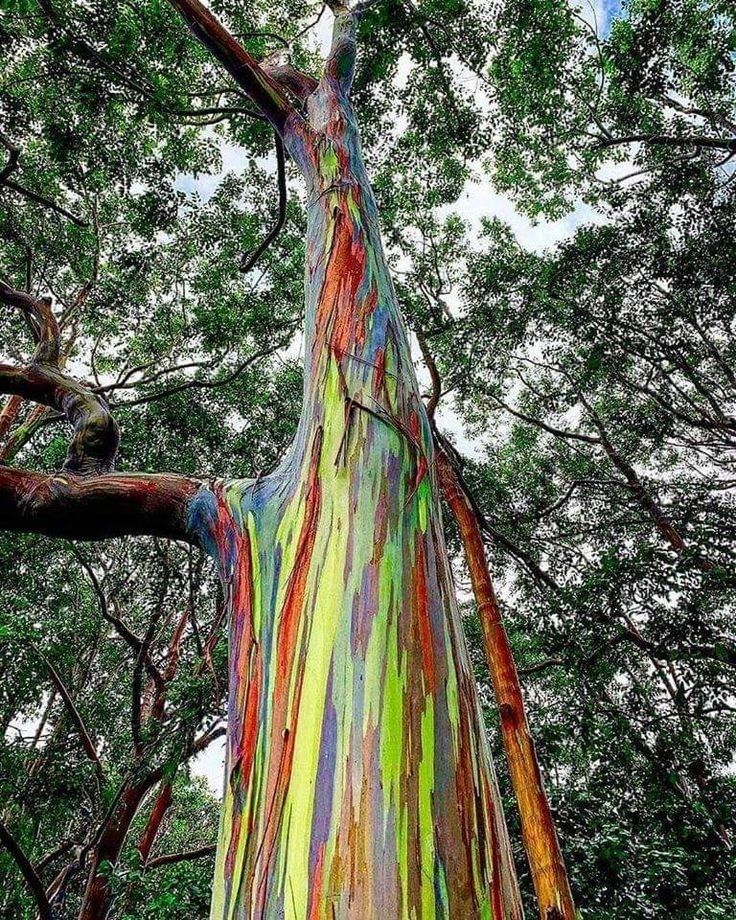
xmin=145 ymin=843 xmax=216 ymax=869
xmin=165 ymin=0 xmax=295 ymax=132
xmin=324 ymin=3 xmax=359 ymax=93
xmin=0 ymin=131 xmax=87 ymax=227
xmin=595 ymin=132 xmax=736 ymax=152
xmin=0 ymin=281 xmax=59 ymax=364
xmin=0 ymin=280 xmax=118 ymax=474
xmin=32 ymin=645 xmax=104 ymax=785
xmin=0 ymin=178 xmax=89 ymax=227
xmin=240 ymin=132 xmax=288 ymax=273
xmin=0 ymin=468 xmax=201 ymax=542
xmin=0 ymin=363 xmax=119 ymax=475
xmin=0 ymin=822 xmax=55 ymax=920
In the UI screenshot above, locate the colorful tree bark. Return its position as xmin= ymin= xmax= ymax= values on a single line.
xmin=0 ymin=4 xmax=529 ymax=917
xmin=188 ymin=13 xmax=523 ymax=918
xmin=437 ymin=448 xmax=575 ymax=920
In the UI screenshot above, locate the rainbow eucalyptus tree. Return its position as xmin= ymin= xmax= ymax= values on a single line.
xmin=0 ymin=1 xmax=523 ymax=916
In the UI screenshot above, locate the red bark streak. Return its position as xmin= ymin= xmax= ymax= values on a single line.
xmin=308 ymin=845 xmax=326 ymax=920
xmin=238 ymin=650 xmax=261 ymax=797
xmin=414 ymin=540 xmax=436 ymax=692
xmin=253 ymin=429 xmax=323 ymax=907
xmin=316 ymin=211 xmax=368 ymax=363
xmin=437 ymin=448 xmax=576 ymax=919
xmin=225 ymin=812 xmax=243 ymax=879
xmin=355 ymin=284 xmax=378 ymax=350
xmin=483 ymin=768 xmax=506 ymax=919
xmin=372 ymin=346 xmax=386 ymax=394
xmin=275 ymin=449 xmax=322 ymax=684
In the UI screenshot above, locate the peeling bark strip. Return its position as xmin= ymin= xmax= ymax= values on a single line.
xmin=185 ymin=5 xmax=523 ymax=918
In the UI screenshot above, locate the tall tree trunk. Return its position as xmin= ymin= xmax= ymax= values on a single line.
xmin=188 ymin=37 xmax=523 ymax=920
xmin=436 ymin=448 xmax=575 ymax=920
xmin=78 ymin=780 xmax=154 ymax=920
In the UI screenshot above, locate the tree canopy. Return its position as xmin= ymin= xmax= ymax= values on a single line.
xmin=0 ymin=0 xmax=734 ymax=917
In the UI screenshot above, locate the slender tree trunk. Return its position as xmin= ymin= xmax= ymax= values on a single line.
xmin=189 ymin=45 xmax=522 ymax=920
xmin=78 ymin=781 xmax=153 ymax=920
xmin=137 ymin=780 xmax=174 ymax=865
xmin=436 ymin=449 xmax=575 ymax=920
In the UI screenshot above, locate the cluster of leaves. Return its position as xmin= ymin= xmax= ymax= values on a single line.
xmin=0 ymin=0 xmax=734 ymax=917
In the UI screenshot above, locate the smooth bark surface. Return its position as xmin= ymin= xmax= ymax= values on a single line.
xmin=186 ymin=8 xmax=523 ymax=917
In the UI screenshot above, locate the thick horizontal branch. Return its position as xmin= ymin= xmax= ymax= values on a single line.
xmin=0 ymin=468 xmax=202 ymax=543
xmin=146 ymin=843 xmax=216 ymax=869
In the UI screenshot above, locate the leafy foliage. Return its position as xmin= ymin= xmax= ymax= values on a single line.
xmin=0 ymin=0 xmax=734 ymax=917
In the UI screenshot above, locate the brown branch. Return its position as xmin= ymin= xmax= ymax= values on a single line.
xmin=0 ymin=178 xmax=88 ymax=227
xmin=115 ymin=338 xmax=292 ymax=409
xmin=31 ymin=645 xmax=104 ymax=785
xmin=70 ymin=547 xmax=169 ymax=701
xmin=0 ymin=822 xmax=55 ymax=920
xmin=132 ymin=595 xmax=167 ymax=756
xmin=0 ymin=280 xmax=118 ymax=474
xmin=0 ymin=467 xmax=201 ymax=542
xmin=488 ymin=390 xmax=600 ymax=444
xmin=595 ymin=132 xmax=736 ymax=152
xmin=577 ymin=392 xmax=714 ymax=572
xmin=0 ymin=281 xmax=59 ymax=364
xmin=171 ymin=104 xmax=266 ymax=122
xmin=0 ymin=130 xmax=19 ymax=183
xmin=414 ymin=326 xmax=442 ymax=418
xmin=0 ymin=131 xmax=87 ymax=226
xmin=146 ymin=843 xmax=216 ymax=870
xmin=165 ymin=0 xmax=294 ymax=131
xmin=436 ymin=445 xmax=576 ymax=920
xmin=480 ymin=515 xmax=561 ymax=594
xmin=0 ymin=363 xmax=119 ymax=474
xmin=189 ymin=724 xmax=226 ymax=755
